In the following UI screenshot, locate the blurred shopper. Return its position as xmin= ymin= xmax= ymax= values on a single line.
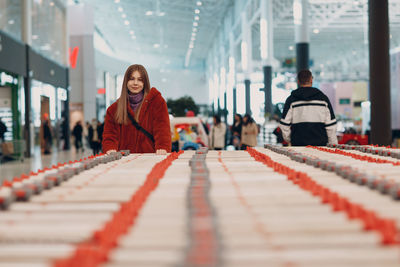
xmin=209 ymin=115 xmax=226 ymax=150
xmin=231 ymin=114 xmax=242 ymax=150
xmin=72 ymin=121 xmax=84 ymax=152
xmin=0 ymin=118 xmax=7 ymax=143
xmin=60 ymin=113 xmax=69 ymax=150
xmin=102 ymin=64 xmax=171 ymax=154
xmin=88 ymin=119 xmax=102 ymax=155
xmin=241 ymin=114 xmax=258 ymax=150
xmin=42 ymin=114 xmax=52 ymax=154
xmin=279 ymin=69 xmax=337 ymax=146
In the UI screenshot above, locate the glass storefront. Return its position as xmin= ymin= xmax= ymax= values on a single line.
xmin=32 ymin=0 xmax=67 ymax=65
xmin=0 ymin=71 xmax=22 ymax=142
xmin=0 ymin=0 xmax=22 ymax=41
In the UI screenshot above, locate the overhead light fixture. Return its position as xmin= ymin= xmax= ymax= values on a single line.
xmin=118 ymin=7 xmax=123 ymax=12
xmin=289 ymin=45 xmax=294 ymax=51
xmin=124 ymin=20 xmax=130 ymax=25
xmin=191 ymin=36 xmax=196 ymax=41
xmin=193 ymin=22 xmax=198 ymax=27
xmin=114 ymin=0 xmax=120 ymax=3
xmin=32 ymin=35 xmax=39 ymax=40
xmin=146 ymin=11 xmax=153 ymax=16
xmin=191 ymin=32 xmax=196 ymax=36
xmin=122 ymin=14 xmax=126 ymax=18
xmin=194 ymin=15 xmax=200 ymax=20
xmin=158 ymin=12 xmax=165 ymax=16
xmin=196 ymin=1 xmax=202 ymax=6
xmin=313 ymin=28 xmax=320 ymax=34
xmin=131 ymin=36 xmax=136 ymax=40
xmin=129 ymin=30 xmax=134 ymax=35
xmin=189 ymin=44 xmax=194 ymax=49
xmin=153 ymin=43 xmax=160 ymax=48
xmin=8 ymin=19 xmax=14 ymax=24
xmin=195 ymin=9 xmax=200 ymax=14
xmin=193 ymin=28 xmax=198 ymax=32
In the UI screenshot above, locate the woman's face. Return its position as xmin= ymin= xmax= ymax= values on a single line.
xmin=243 ymin=116 xmax=248 ymax=123
xmin=235 ymin=115 xmax=239 ymax=122
xmin=127 ymin=71 xmax=144 ymax=94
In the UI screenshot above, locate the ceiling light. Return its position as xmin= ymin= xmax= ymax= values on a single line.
xmin=189 ymin=44 xmax=194 ymax=49
xmin=131 ymin=36 xmax=136 ymax=40
xmin=50 ymin=1 xmax=54 ymax=6
xmin=124 ymin=20 xmax=130 ymax=25
xmin=153 ymin=43 xmax=160 ymax=48
xmin=390 ymin=34 xmax=393 ymax=39
xmin=8 ymin=19 xmax=14 ymax=24
xmin=196 ymin=1 xmax=202 ymax=6
xmin=194 ymin=16 xmax=200 ymax=21
xmin=195 ymin=9 xmax=200 ymax=14
xmin=192 ymin=32 xmax=196 ymax=36
xmin=158 ymin=12 xmax=165 ymax=16
xmin=193 ymin=28 xmax=198 ymax=32
xmin=129 ymin=30 xmax=134 ymax=35
xmin=114 ymin=0 xmax=120 ymax=3
xmin=313 ymin=28 xmax=320 ymax=34
xmin=193 ymin=22 xmax=198 ymax=27
xmin=118 ymin=7 xmax=123 ymax=12
xmin=289 ymin=45 xmax=294 ymax=51
xmin=146 ymin=11 xmax=153 ymax=16
xmin=122 ymin=14 xmax=126 ymax=18
xmin=191 ymin=36 xmax=196 ymax=41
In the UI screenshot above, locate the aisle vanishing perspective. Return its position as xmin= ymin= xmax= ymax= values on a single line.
xmin=0 ymin=146 xmax=400 ymax=267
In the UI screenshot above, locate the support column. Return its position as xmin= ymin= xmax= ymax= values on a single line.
xmin=260 ymin=0 xmax=274 ymax=116
xmin=263 ymin=66 xmax=272 ymax=115
xmin=22 ymin=0 xmax=32 ymax=157
xmin=223 ymin=91 xmax=227 ymax=124
xmin=24 ymin=46 xmax=31 ymax=157
xmin=241 ymin=11 xmax=252 ymax=115
xmin=369 ymin=0 xmax=391 ymax=145
xmin=233 ymin=87 xmax=237 ymax=118
xmin=64 ymin=69 xmax=71 ymax=150
xmin=294 ymin=0 xmax=309 ymax=72
xmin=245 ymin=80 xmax=251 ymax=115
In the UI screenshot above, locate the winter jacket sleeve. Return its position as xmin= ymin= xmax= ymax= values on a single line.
xmin=102 ymin=106 xmax=120 ymax=153
xmin=151 ymin=97 xmax=172 ymax=152
xmin=324 ymin=96 xmax=338 ymax=145
xmin=279 ymin=97 xmax=293 ymax=143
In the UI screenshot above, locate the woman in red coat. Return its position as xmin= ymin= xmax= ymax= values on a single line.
xmin=102 ymin=64 xmax=171 ymax=154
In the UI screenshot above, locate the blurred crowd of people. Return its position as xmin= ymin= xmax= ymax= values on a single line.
xmin=208 ymin=113 xmax=259 ymax=151
xmin=71 ymin=119 xmax=104 ymax=155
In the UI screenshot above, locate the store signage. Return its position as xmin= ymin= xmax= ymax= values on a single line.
xmin=69 ymin=46 xmax=79 ymax=69
xmin=97 ymin=88 xmax=106 ymax=95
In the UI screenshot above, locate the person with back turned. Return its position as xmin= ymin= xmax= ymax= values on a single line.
xmin=279 ymin=70 xmax=337 ymax=146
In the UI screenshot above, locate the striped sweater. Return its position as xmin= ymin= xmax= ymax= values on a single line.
xmin=279 ymin=87 xmax=337 ymax=146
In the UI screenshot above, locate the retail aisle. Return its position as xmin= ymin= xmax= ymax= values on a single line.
xmin=0 ymin=146 xmax=92 ymax=183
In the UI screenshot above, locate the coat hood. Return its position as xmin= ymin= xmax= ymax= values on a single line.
xmin=290 ymin=87 xmax=322 ymax=101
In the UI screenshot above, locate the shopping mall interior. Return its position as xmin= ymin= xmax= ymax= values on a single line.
xmin=0 ymin=0 xmax=400 ymax=266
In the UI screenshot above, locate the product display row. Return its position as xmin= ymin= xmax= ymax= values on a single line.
xmin=0 ymin=146 xmax=399 ymax=266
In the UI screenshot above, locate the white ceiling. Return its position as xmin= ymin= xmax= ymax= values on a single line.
xmin=81 ymin=0 xmax=400 ymax=80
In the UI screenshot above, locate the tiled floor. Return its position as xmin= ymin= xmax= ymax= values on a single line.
xmin=0 ymin=146 xmax=94 ymax=183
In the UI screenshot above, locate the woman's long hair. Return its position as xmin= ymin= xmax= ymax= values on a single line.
xmin=115 ymin=64 xmax=151 ymax=124
xmin=242 ymin=114 xmax=254 ymax=126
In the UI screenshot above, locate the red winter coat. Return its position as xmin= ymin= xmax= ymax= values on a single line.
xmin=102 ymin=87 xmax=172 ymax=153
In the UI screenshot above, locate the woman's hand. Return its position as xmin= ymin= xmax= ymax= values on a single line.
xmin=106 ymin=149 xmax=117 ymax=154
xmin=156 ymin=149 xmax=167 ymax=155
